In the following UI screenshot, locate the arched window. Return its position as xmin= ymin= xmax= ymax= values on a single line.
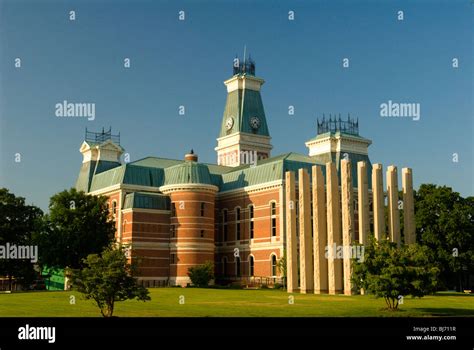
xmin=222 ymin=209 xmax=228 ymax=242
xmin=236 ymin=257 xmax=241 ymax=277
xmin=248 ymin=204 xmax=254 ymax=239
xmin=200 ymin=202 xmax=205 ymax=217
xmin=271 ymin=255 xmax=277 ymax=276
xmin=249 ymin=256 xmax=254 ymax=277
xmin=270 ymin=201 xmax=277 ymax=237
xmin=112 ymin=200 xmax=117 ymax=217
xmin=235 ymin=207 xmax=241 ymax=241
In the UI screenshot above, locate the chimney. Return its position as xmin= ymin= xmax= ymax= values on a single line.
xmin=185 ymin=149 xmax=198 ymax=162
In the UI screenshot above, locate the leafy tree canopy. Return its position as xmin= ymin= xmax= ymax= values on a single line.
xmin=36 ymin=188 xmax=115 ymax=270
xmin=353 ymin=238 xmax=439 ymax=309
xmin=0 ymin=188 xmax=43 ymax=289
xmin=414 ymin=184 xmax=474 ymax=290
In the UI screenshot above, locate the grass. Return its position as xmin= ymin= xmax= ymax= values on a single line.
xmin=0 ymin=288 xmax=472 ymax=317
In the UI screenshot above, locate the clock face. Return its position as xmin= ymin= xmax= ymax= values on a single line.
xmin=250 ymin=116 xmax=261 ymax=130
xmin=225 ymin=117 xmax=234 ymax=130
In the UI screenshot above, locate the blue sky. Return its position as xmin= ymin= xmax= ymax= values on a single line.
xmin=0 ymin=0 xmax=472 ymax=211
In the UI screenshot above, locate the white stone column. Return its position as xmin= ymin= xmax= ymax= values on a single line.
xmin=312 ymin=165 xmax=328 ymax=294
xmin=372 ymin=163 xmax=385 ymax=240
xmin=387 ymin=165 xmax=401 ymax=246
xmin=299 ymin=169 xmax=313 ymax=293
xmin=341 ymin=160 xmax=354 ymax=296
xmin=285 ymin=171 xmax=298 ymax=293
xmin=357 ymin=161 xmax=369 ymax=245
xmin=326 ymin=162 xmax=343 ymax=294
xmin=402 ymin=167 xmax=416 ymax=245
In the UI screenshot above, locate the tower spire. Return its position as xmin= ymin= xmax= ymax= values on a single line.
xmin=216 ymin=53 xmax=272 ymax=166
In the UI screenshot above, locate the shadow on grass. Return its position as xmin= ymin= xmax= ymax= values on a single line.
xmin=378 ymin=307 xmax=407 ymax=314
xmin=413 ymin=308 xmax=474 ymax=316
xmin=435 ymin=292 xmax=474 ymax=297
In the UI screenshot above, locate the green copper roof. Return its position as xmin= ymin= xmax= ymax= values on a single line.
xmin=130 ymin=157 xmax=183 ymax=168
xmin=89 ymin=164 xmax=165 ymax=191
xmin=76 ymin=160 xmax=121 ymax=192
xmin=87 ymin=157 xmax=233 ymax=192
xmin=220 ymin=152 xmax=325 ymax=192
xmin=219 ymin=88 xmax=270 ymax=138
xmin=163 ymin=161 xmax=214 ymax=186
xmin=84 ymin=147 xmax=371 ymax=194
xmin=131 ymin=157 xmax=232 ymax=174
xmin=76 ymin=161 xmax=96 ymax=193
xmin=123 ymin=192 xmax=170 ymax=210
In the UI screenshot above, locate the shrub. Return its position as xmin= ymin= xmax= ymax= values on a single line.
xmin=187 ymin=261 xmax=214 ymax=287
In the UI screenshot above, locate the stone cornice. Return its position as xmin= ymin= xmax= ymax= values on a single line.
xmin=159 ymin=183 xmax=219 ymax=194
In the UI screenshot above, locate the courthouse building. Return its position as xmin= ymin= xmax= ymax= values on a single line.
xmin=75 ymin=57 xmax=373 ymax=287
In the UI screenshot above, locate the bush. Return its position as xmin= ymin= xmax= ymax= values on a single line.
xmin=187 ymin=261 xmax=214 ymax=287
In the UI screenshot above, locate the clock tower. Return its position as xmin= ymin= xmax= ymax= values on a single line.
xmin=215 ymin=56 xmax=272 ymax=167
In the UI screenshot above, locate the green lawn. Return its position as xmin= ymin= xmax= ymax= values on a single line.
xmin=0 ymin=288 xmax=472 ymax=317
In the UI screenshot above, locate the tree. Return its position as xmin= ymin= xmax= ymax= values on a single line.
xmin=414 ymin=185 xmax=474 ymax=291
xmin=35 ymin=188 xmax=115 ymax=270
xmin=0 ymin=188 xmax=43 ymax=291
xmin=187 ymin=261 xmax=214 ymax=287
xmin=71 ymin=246 xmax=150 ymax=317
xmin=353 ymin=238 xmax=439 ymax=310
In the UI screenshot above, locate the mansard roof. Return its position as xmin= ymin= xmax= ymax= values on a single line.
xmin=85 ymin=152 xmax=328 ymax=193
xmin=123 ymin=192 xmax=170 ymax=210
xmin=219 ymin=88 xmax=270 ymax=138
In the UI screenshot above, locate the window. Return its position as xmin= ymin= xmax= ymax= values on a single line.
xmin=171 ymin=202 xmax=176 ymax=217
xmin=112 ymin=200 xmax=117 ymax=217
xmin=249 ymin=256 xmax=254 ymax=277
xmin=200 ymin=229 xmax=204 ymax=238
xmin=235 ymin=207 xmax=241 ymax=241
xmin=249 ymin=205 xmax=254 ymax=239
xmin=222 ymin=257 xmax=227 ymax=276
xmin=170 ymin=254 xmax=177 ymax=264
xmin=236 ymin=257 xmax=241 ymax=277
xmin=200 ymin=202 xmax=205 ymax=217
xmin=270 ymin=201 xmax=277 ymax=237
xmin=222 ymin=209 xmax=228 ymax=242
xmin=271 ymin=255 xmax=277 ymax=276
xmin=170 ymin=225 xmax=175 ymax=238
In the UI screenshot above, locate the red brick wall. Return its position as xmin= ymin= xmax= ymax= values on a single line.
xmin=215 ymin=187 xmax=282 ymax=278
xmin=169 ymin=190 xmax=216 ymax=279
xmin=120 ymin=209 xmax=171 ymax=278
